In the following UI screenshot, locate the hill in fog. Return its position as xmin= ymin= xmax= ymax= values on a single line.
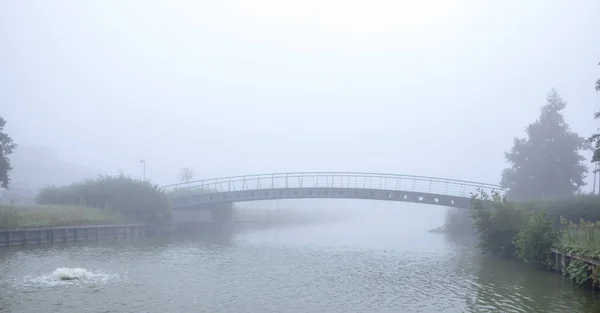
xmin=9 ymin=145 xmax=100 ymax=189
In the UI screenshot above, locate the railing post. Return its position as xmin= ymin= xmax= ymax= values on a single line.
xmin=429 ymin=178 xmax=432 ymax=193
xmin=285 ymin=174 xmax=288 ymax=188
xmin=300 ymin=173 xmax=303 ymax=188
xmin=271 ymin=174 xmax=275 ymax=188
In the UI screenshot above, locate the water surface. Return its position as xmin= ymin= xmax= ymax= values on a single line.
xmin=0 ymin=205 xmax=598 ymax=313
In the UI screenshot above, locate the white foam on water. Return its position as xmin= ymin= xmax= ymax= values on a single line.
xmin=52 ymin=267 xmax=94 ymax=281
xmin=18 ymin=267 xmax=123 ymax=287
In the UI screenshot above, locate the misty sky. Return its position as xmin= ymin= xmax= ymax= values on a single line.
xmin=2 ymin=0 xmax=600 ymax=188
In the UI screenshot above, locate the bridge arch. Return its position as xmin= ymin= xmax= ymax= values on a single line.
xmin=163 ymin=172 xmax=504 ymax=209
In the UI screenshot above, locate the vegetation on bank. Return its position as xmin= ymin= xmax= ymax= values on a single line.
xmin=0 ymin=204 xmax=128 ymax=228
xmin=557 ymin=218 xmax=600 ymax=286
xmin=34 ymin=175 xmax=172 ymax=225
xmin=469 ymin=190 xmax=600 ymax=288
xmin=443 ymin=71 xmax=600 ymax=288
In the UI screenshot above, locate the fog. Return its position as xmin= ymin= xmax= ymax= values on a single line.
xmin=2 ymin=0 xmax=600 ymax=194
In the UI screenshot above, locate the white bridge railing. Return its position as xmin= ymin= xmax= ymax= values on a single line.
xmin=162 ymin=172 xmax=504 ymax=199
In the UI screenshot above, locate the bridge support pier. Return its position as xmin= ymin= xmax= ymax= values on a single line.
xmin=208 ymin=203 xmax=233 ymax=223
xmin=171 ymin=203 xmax=234 ymax=224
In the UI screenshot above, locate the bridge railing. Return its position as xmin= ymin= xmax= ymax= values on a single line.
xmin=162 ymin=172 xmax=504 ymax=199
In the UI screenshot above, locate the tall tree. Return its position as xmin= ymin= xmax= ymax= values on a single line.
xmin=0 ymin=116 xmax=17 ymax=189
xmin=589 ymin=62 xmax=600 ymax=164
xmin=500 ymin=89 xmax=588 ymax=201
xmin=179 ymin=167 xmax=194 ymax=184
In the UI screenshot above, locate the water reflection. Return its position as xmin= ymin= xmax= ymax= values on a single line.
xmin=465 ymin=256 xmax=600 ymax=313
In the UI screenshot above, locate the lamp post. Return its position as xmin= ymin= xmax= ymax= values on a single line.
xmin=140 ymin=160 xmax=146 ymax=181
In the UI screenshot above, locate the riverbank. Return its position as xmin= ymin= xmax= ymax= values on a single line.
xmin=0 ymin=223 xmax=174 ymax=247
xmin=0 ymin=220 xmax=282 ymax=248
xmin=0 ymin=205 xmax=345 ymax=248
xmin=0 ymin=204 xmax=131 ymax=228
xmin=464 ymin=190 xmax=600 ymax=289
xmin=1 ymin=204 xmax=344 ymax=228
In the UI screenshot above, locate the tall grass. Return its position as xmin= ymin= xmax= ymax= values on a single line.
xmin=560 ymin=217 xmax=600 ymax=253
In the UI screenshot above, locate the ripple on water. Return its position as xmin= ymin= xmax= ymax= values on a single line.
xmin=1 ymin=226 xmax=600 ymax=313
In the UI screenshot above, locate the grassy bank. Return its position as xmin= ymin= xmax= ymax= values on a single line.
xmin=0 ymin=204 xmax=129 ymax=228
xmin=36 ymin=175 xmax=172 ymax=224
xmin=0 ymin=174 xmax=172 ymax=229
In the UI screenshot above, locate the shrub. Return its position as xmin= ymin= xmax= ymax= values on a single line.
xmin=36 ymin=175 xmax=172 ymax=224
xmin=469 ymin=189 xmax=525 ymax=258
xmin=447 ymin=194 xmax=600 ymax=239
xmin=514 ymin=209 xmax=560 ymax=268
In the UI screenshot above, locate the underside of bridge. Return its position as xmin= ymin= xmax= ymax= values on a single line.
xmin=171 ymin=203 xmax=234 ymax=224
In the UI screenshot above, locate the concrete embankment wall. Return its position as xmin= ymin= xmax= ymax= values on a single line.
xmin=0 ymin=223 xmax=195 ymax=248
xmin=0 ymin=220 xmax=273 ymax=248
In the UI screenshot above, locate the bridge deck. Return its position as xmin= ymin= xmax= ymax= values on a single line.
xmin=162 ymin=172 xmax=504 ymax=209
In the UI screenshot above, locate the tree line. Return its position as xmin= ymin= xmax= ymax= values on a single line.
xmin=0 ymin=117 xmax=16 ymax=189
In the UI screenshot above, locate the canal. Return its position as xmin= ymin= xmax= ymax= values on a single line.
xmin=0 ymin=204 xmax=599 ymax=313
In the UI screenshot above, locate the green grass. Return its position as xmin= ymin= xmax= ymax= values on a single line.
xmin=561 ymin=229 xmax=600 ymax=252
xmin=0 ymin=204 xmax=131 ymax=228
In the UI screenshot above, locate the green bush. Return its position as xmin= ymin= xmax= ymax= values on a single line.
xmin=514 ymin=209 xmax=560 ymax=268
xmin=36 ymin=175 xmax=172 ymax=224
xmin=447 ymin=192 xmax=600 ymax=239
xmin=469 ymin=189 xmax=525 ymax=258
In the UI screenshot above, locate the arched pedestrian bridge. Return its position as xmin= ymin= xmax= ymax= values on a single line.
xmin=162 ymin=172 xmax=504 ymax=209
